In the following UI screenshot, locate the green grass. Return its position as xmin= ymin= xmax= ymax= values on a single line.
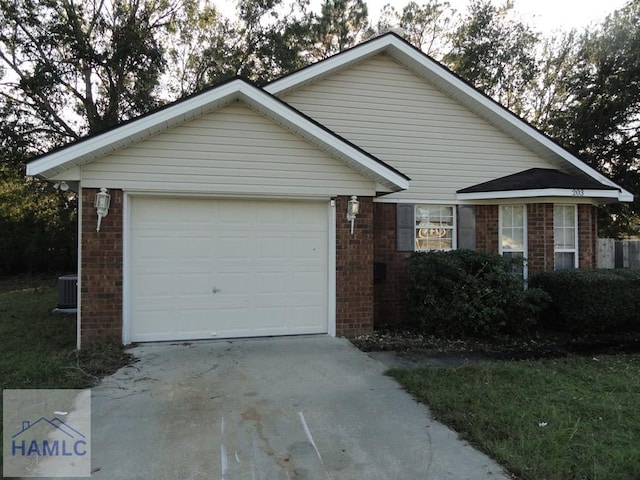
xmin=0 ymin=275 xmax=133 ymax=472
xmin=0 ymin=275 xmax=132 ymax=391
xmin=390 ymin=356 xmax=640 ymax=480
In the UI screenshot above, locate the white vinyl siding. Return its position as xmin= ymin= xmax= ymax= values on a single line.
xmin=280 ymin=54 xmax=555 ymax=202
xmin=554 ymin=204 xmax=578 ymax=270
xmin=82 ymin=102 xmax=376 ymax=196
xmin=500 ymin=205 xmax=527 ymax=278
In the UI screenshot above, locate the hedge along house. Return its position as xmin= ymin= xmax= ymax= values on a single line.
xmin=27 ymin=33 xmax=632 ymax=347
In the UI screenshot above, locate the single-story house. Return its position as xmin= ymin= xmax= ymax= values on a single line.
xmin=27 ymin=33 xmax=633 ymax=348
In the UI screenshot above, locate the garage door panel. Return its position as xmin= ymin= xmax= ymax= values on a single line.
xmin=130 ymin=197 xmax=329 ymax=342
xmin=288 ymin=306 xmax=325 ymax=331
xmin=217 ymin=236 xmax=253 ymax=258
xmin=292 ymin=272 xmax=324 ymax=294
xmin=253 ymin=272 xmax=287 ymax=294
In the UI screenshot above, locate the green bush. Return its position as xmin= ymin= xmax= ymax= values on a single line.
xmin=407 ymin=250 xmax=550 ymax=337
xmin=529 ymin=269 xmax=640 ymax=333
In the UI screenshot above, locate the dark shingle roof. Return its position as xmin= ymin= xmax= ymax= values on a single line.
xmin=457 ymin=168 xmax=619 ymax=194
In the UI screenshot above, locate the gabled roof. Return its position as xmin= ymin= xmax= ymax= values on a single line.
xmin=266 ymin=33 xmax=632 ymax=203
xmin=457 ymin=168 xmax=621 ymax=201
xmin=26 ymin=78 xmax=409 ymax=192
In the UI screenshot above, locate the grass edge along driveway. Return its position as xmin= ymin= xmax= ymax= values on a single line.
xmin=390 ymin=355 xmax=640 ymax=480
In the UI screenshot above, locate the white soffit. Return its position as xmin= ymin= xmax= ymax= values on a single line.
xmin=266 ymin=34 xmax=632 ymax=203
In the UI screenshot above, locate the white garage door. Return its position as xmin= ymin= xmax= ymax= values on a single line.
xmin=129 ymin=197 xmax=329 ymax=342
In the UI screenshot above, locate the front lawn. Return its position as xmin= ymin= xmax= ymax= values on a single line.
xmin=390 ymin=355 xmax=640 ymax=480
xmin=0 ymin=275 xmax=132 ymax=391
xmin=0 ymin=275 xmax=133 ymax=473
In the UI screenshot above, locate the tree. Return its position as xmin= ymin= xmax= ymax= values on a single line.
xmin=0 ymin=0 xmax=185 ymax=274
xmin=0 ymin=0 xmax=184 ymax=153
xmin=543 ymin=0 xmax=640 ymax=237
xmin=373 ymin=1 xmax=454 ymax=57
xmin=166 ymin=0 xmax=315 ymax=96
xmin=308 ymin=0 xmax=369 ymax=59
xmin=443 ymin=0 xmax=539 ymax=116
xmin=527 ymin=31 xmax=581 ymax=129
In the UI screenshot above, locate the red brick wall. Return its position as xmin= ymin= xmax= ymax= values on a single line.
xmin=373 ymin=203 xmax=411 ymax=327
xmin=578 ymin=204 xmax=597 ymax=268
xmin=335 ymin=196 xmax=375 ymax=337
xmin=475 ymin=205 xmax=499 ymax=254
xmin=527 ymin=203 xmax=555 ymax=274
xmin=80 ymin=188 xmax=123 ymax=345
xmin=371 ymin=201 xmax=600 ymax=330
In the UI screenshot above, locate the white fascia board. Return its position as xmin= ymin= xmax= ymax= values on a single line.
xmin=456 ymin=188 xmax=624 ymax=201
xmin=238 ymin=83 xmax=409 ymax=192
xmin=267 ymin=34 xmax=631 ymax=200
xmin=26 ymin=81 xmax=245 ymax=178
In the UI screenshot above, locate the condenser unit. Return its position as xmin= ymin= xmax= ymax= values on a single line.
xmin=57 ymin=275 xmax=78 ymax=310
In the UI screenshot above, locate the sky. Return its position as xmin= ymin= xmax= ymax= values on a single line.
xmin=216 ymin=0 xmax=629 ymax=34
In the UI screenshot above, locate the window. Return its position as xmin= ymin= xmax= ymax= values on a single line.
xmin=500 ymin=205 xmax=527 ymax=277
xmin=415 ymin=205 xmax=455 ymax=251
xmin=554 ymin=204 xmax=578 ymax=270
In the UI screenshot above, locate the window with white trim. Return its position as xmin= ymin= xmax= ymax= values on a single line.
xmin=500 ymin=205 xmax=527 ymax=278
xmin=554 ymin=204 xmax=578 ymax=270
xmin=415 ymin=205 xmax=455 ymax=251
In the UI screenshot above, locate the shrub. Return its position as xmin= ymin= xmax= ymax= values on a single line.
xmin=407 ymin=250 xmax=549 ymax=337
xmin=529 ymin=269 xmax=640 ymax=333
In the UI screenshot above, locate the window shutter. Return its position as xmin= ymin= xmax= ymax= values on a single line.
xmin=397 ymin=204 xmax=415 ymax=251
xmin=457 ymin=205 xmax=476 ymax=250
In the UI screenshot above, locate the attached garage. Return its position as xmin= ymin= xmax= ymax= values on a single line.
xmin=128 ymin=196 xmax=330 ymax=342
xmin=26 ymin=77 xmax=409 ymax=347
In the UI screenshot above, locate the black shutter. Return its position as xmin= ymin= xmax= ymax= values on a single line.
xmin=457 ymin=205 xmax=476 ymax=250
xmin=397 ymin=204 xmax=415 ymax=251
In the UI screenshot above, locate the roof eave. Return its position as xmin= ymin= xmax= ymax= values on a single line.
xmin=267 ymin=33 xmax=629 ymax=199
xmin=457 ymin=188 xmax=627 ymax=202
xmin=27 ymin=78 xmax=409 ymax=192
xmin=27 ymin=81 xmax=244 ymax=178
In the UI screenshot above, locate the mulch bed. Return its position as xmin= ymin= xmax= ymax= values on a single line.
xmin=351 ymin=328 xmax=640 ymax=361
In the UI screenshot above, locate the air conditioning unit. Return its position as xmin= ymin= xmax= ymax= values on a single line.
xmin=57 ymin=275 xmax=78 ymax=310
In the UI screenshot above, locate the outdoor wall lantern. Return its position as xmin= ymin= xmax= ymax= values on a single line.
xmin=347 ymin=195 xmax=360 ymax=234
xmin=94 ymin=187 xmax=111 ymax=232
xmin=53 ymin=181 xmax=69 ymax=192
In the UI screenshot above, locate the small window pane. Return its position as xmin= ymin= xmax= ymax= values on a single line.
xmin=503 ymin=227 xmax=524 ymax=250
xmin=501 ymin=205 xmax=525 ymax=251
xmin=513 ymin=207 xmax=524 ymax=226
xmin=503 ymin=251 xmax=525 ymax=277
xmin=555 ymin=252 xmax=575 ymax=270
xmin=554 ymin=205 xmax=576 ymax=249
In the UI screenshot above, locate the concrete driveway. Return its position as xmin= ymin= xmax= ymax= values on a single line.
xmin=88 ymin=336 xmax=510 ymax=479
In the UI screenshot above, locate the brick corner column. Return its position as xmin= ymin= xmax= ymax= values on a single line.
xmin=80 ymin=188 xmax=124 ymax=346
xmin=335 ymin=196 xmax=374 ymax=338
xmin=578 ymin=204 xmax=598 ymax=269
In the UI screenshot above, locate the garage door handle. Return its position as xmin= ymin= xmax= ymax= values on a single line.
xmin=212 ymin=287 xmax=221 ymax=294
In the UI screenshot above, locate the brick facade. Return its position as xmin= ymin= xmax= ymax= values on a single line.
xmin=335 ymin=196 xmax=375 ymax=337
xmin=578 ymin=204 xmax=597 ymax=269
xmin=527 ymin=203 xmax=555 ymax=274
xmin=371 ymin=201 xmax=600 ymax=329
xmin=77 ymin=192 xmax=598 ymax=343
xmin=475 ymin=205 xmax=499 ymax=254
xmin=80 ymin=188 xmax=123 ymax=344
xmin=373 ymin=203 xmax=411 ymax=327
